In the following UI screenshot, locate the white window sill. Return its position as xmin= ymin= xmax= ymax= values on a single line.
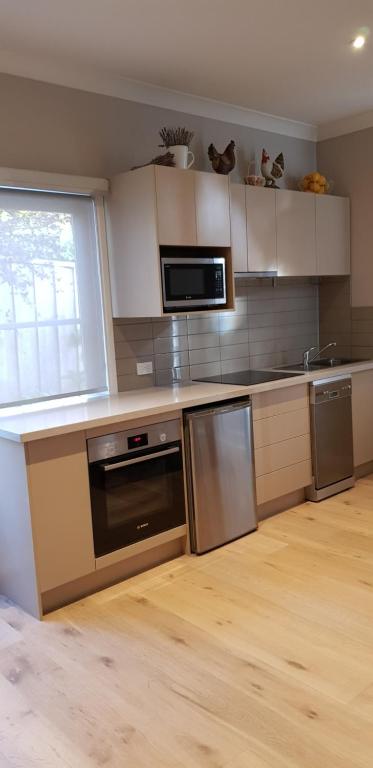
xmin=0 ymin=391 xmax=109 ymax=418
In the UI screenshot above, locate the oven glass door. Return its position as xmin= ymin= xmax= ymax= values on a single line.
xmin=89 ymin=443 xmax=185 ymax=557
xmin=162 ymin=259 xmax=225 ymax=308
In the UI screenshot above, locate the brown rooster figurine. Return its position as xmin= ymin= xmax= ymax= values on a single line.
xmin=261 ymin=149 xmax=284 ymax=188
xmin=208 ymin=140 xmax=236 ymax=175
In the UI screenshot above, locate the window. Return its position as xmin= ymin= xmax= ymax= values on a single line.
xmin=0 ymin=189 xmax=108 ymax=408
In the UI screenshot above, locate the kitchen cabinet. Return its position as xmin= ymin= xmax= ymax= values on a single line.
xmin=107 ymin=166 xmax=234 ymax=317
xmin=352 ymin=370 xmax=373 ymax=467
xmin=27 ymin=432 xmax=95 ymax=594
xmin=194 ymin=171 xmax=231 ymax=246
xmin=252 ymin=384 xmax=312 ymax=506
xmin=155 ymin=166 xmax=197 ymax=246
xmin=316 ymin=195 xmax=350 ymax=275
xmin=246 ymin=186 xmax=277 ymax=272
xmin=155 ymin=167 xmax=230 ymax=247
xmin=154 ymin=166 xmax=231 ymax=247
xmin=230 ymin=183 xmax=247 ymax=272
xmin=276 ymin=190 xmax=317 ymax=276
xmin=0 ymin=430 xmax=95 ymax=618
xmin=231 ymin=185 xmax=349 ymax=277
xmin=230 ymin=184 xmax=276 ymax=273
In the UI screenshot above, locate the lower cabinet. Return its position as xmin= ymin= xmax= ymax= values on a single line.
xmin=252 ymin=385 xmax=312 ymax=505
xmin=352 ymin=370 xmax=373 ymax=467
xmin=26 ymin=432 xmax=95 ymax=593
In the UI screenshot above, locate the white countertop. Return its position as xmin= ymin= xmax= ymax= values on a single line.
xmin=1 ymin=360 xmax=373 ymax=443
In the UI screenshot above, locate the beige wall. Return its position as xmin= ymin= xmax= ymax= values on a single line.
xmin=317 ymin=129 xmax=373 ymax=307
xmin=0 ymin=73 xmax=315 ymax=182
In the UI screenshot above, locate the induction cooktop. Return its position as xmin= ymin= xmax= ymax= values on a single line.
xmin=194 ymin=369 xmax=303 ymax=386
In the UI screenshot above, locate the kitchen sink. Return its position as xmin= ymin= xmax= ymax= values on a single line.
xmin=275 ymin=358 xmax=369 ymax=372
xmin=314 ymin=357 xmax=356 ymax=367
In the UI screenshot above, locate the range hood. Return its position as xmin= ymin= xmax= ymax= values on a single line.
xmin=234 ymin=271 xmax=278 ymax=278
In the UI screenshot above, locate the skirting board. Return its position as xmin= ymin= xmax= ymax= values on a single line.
xmin=257 ymin=488 xmax=306 ymax=521
xmin=355 ymin=460 xmax=373 ymax=479
xmin=41 ymin=537 xmax=184 ymax=615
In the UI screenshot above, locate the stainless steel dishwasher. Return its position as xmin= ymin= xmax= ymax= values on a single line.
xmin=184 ymin=398 xmax=257 ymax=554
xmin=306 ymin=375 xmax=355 ymax=502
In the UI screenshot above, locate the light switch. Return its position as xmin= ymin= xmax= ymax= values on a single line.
xmin=137 ymin=361 xmax=153 ymax=376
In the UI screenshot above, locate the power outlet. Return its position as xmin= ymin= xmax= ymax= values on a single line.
xmin=137 ymin=361 xmax=153 ymax=376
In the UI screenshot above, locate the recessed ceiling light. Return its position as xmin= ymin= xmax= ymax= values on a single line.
xmin=352 ymin=35 xmax=366 ymax=49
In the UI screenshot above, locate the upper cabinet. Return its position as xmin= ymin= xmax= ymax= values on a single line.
xmin=155 ymin=166 xmax=197 ymax=246
xmin=230 ymin=184 xmax=247 ymax=272
xmin=155 ymin=166 xmax=230 ymax=247
xmin=316 ymin=195 xmax=350 ymax=275
xmin=246 ymin=187 xmax=276 ymax=272
xmin=276 ymin=190 xmax=317 ymax=276
xmin=106 ymin=166 xmax=233 ymax=317
xmin=194 ymin=171 xmax=231 ymax=246
xmin=230 ymin=184 xmax=350 ymax=278
xmin=230 ymin=184 xmax=276 ymax=273
xmin=107 ymin=166 xmax=350 ymax=317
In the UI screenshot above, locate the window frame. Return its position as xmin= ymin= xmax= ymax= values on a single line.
xmin=0 ymin=167 xmax=117 ymax=410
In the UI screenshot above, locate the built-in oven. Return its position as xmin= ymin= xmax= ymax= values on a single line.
xmin=87 ymin=419 xmax=186 ymax=557
xmin=161 ymin=255 xmax=226 ymax=311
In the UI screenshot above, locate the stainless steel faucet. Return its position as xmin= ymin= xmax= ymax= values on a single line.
xmin=303 ymin=341 xmax=336 ymax=368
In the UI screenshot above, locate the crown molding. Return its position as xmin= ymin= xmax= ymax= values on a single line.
xmin=318 ymin=110 xmax=373 ymax=141
xmin=0 ymin=50 xmax=317 ymax=142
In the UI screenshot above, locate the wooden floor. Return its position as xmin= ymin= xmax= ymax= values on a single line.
xmin=2 ymin=479 xmax=373 ymax=767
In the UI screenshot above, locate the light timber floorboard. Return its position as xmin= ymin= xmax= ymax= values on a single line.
xmin=2 ymin=477 xmax=373 ymax=766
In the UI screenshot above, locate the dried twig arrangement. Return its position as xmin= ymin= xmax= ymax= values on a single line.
xmin=131 ymin=152 xmax=175 ymax=171
xmin=159 ymin=126 xmax=194 ymax=148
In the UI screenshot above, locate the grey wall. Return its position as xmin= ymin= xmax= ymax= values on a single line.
xmin=319 ymin=277 xmax=352 ymax=359
xmin=318 ymin=128 xmax=373 ymax=309
xmin=0 ymin=73 xmax=316 ymax=182
xmin=0 ymin=72 xmax=320 ymax=388
xmin=114 ymin=279 xmax=319 ymax=390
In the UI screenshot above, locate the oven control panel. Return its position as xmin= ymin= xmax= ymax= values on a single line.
xmin=87 ymin=419 xmax=181 ymax=463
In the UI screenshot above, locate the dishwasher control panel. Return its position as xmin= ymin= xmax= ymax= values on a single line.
xmin=310 ymin=376 xmax=352 ymax=405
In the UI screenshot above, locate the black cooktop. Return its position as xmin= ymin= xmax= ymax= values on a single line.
xmin=194 ymin=369 xmax=303 ymax=386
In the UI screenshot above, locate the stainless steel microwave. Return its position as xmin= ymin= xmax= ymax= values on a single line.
xmin=161 ymin=256 xmax=227 ymax=311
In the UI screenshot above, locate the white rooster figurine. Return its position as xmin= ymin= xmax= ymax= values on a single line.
xmin=261 ymin=149 xmax=284 ymax=188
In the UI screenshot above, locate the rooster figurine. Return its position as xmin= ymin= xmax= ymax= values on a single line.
xmin=261 ymin=149 xmax=284 ymax=188
xmin=208 ymin=140 xmax=236 ymax=175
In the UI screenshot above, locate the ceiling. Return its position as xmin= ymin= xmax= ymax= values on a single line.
xmin=0 ymin=0 xmax=373 ymax=137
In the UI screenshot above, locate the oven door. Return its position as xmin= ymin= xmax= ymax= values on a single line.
xmin=89 ymin=442 xmax=186 ymax=557
xmin=161 ymin=257 xmax=226 ymax=309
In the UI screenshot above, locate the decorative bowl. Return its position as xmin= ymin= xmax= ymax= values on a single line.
xmin=244 ymin=175 xmax=265 ymax=187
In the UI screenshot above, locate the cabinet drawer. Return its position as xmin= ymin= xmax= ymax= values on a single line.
xmin=252 ymin=384 xmax=309 ymax=421
xmin=253 ymin=408 xmax=310 ymax=449
xmin=255 ymin=434 xmax=311 ymax=477
xmin=256 ymin=460 xmax=312 ymax=505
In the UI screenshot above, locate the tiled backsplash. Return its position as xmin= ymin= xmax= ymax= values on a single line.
xmin=319 ymin=277 xmax=352 ymax=359
xmin=114 ymin=278 xmax=319 ymax=390
xmin=351 ymin=307 xmax=373 ymax=360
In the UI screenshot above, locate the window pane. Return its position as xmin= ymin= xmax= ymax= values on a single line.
xmin=0 ymin=190 xmax=108 ymax=407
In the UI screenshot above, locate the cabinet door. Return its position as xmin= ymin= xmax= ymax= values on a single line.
xmin=194 ymin=172 xmax=231 ymax=246
xmin=27 ymin=432 xmax=95 ymax=593
xmin=155 ymin=166 xmax=197 ymax=246
xmin=276 ymin=190 xmax=316 ymax=276
xmin=246 ymin=186 xmax=277 ymax=272
xmin=316 ymin=195 xmax=350 ymax=275
xmin=352 ymin=370 xmax=373 ymax=466
xmin=230 ymin=183 xmax=247 ymax=272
